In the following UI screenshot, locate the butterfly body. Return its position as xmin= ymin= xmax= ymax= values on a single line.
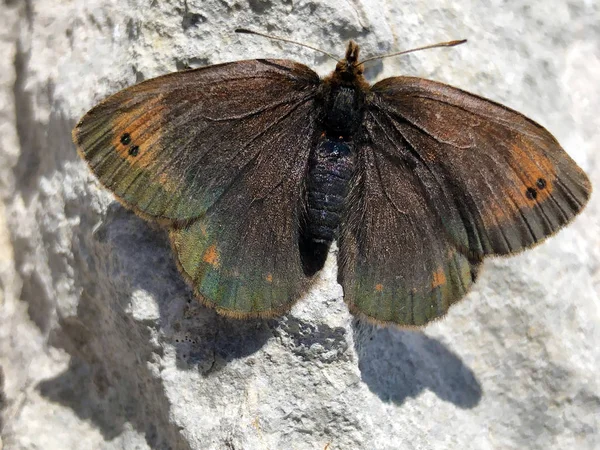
xmin=301 ymin=42 xmax=369 ymax=274
xmin=73 ymin=39 xmax=591 ymax=327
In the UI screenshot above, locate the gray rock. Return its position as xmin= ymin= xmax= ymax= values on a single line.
xmin=1 ymin=0 xmax=599 ymax=449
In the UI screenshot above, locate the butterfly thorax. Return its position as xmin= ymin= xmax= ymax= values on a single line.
xmin=320 ymin=41 xmax=369 ymax=138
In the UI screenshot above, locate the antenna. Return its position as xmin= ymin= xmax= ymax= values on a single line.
xmin=235 ymin=28 xmax=340 ymax=63
xmin=359 ymin=39 xmax=467 ymax=65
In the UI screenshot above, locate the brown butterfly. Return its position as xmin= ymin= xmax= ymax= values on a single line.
xmin=72 ymin=30 xmax=591 ymax=327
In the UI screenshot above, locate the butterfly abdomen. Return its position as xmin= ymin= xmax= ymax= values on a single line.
xmin=300 ymin=137 xmax=355 ymax=276
xmin=305 ymin=138 xmax=355 ymax=243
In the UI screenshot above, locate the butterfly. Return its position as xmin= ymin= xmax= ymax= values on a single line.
xmin=72 ymin=30 xmax=591 ymax=327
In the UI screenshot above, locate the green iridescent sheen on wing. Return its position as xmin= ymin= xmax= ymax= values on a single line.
xmin=170 ymin=217 xmax=309 ymax=317
xmin=341 ymin=234 xmax=476 ymax=326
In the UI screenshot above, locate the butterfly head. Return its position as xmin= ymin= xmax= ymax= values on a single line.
xmin=332 ymin=41 xmax=366 ymax=86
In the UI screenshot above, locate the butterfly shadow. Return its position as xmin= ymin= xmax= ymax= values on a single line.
xmin=352 ymin=320 xmax=482 ymax=408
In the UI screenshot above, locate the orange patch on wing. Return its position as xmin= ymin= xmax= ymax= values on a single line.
xmin=511 ymin=139 xmax=554 ymax=175
xmin=202 ymin=244 xmax=220 ymax=268
xmin=265 ymin=273 xmax=273 ymax=283
xmin=375 ymin=283 xmax=383 ymax=292
xmin=480 ymin=140 xmax=556 ymax=228
xmin=111 ymin=96 xmax=165 ymax=166
xmin=431 ymin=268 xmax=446 ymax=288
xmin=509 ymin=140 xmax=555 ymax=201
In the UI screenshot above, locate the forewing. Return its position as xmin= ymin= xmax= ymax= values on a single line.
xmin=73 ymin=59 xmax=322 ymax=317
xmin=73 ymin=59 xmax=320 ymax=221
xmin=370 ymin=77 xmax=591 ymax=257
xmin=338 ymin=132 xmax=478 ymax=326
xmin=169 ymin=98 xmax=318 ymax=317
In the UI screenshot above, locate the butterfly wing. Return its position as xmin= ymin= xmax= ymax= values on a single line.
xmin=338 ymin=76 xmax=590 ymax=326
xmin=368 ymin=76 xmax=591 ymax=258
xmin=73 ymin=60 xmax=322 ymax=317
xmin=338 ymin=132 xmax=478 ymax=326
xmin=73 ymin=59 xmax=320 ymax=221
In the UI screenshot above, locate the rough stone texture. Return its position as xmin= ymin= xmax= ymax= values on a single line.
xmin=1 ymin=0 xmax=599 ymax=449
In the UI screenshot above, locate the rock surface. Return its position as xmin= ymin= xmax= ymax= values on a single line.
xmin=1 ymin=0 xmax=599 ymax=449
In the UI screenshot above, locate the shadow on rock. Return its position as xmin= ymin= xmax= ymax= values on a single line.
xmin=353 ymin=320 xmax=482 ymax=408
xmin=36 ymin=199 xmax=479 ymax=448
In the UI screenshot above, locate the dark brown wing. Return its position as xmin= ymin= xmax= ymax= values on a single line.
xmin=369 ymin=77 xmax=591 ymax=257
xmin=73 ymin=60 xmax=322 ymax=317
xmin=338 ymin=76 xmax=590 ymax=326
xmin=338 ymin=132 xmax=478 ymax=326
xmin=73 ymin=59 xmax=320 ymax=221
